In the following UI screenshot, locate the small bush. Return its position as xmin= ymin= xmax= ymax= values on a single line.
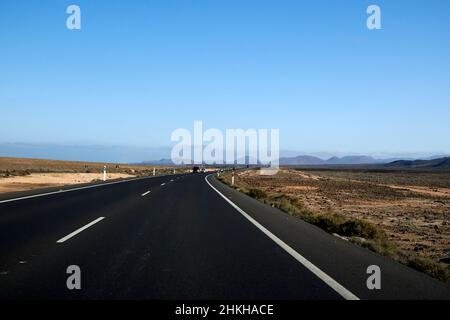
xmin=313 ymin=214 xmax=345 ymax=234
xmin=248 ymin=188 xmax=267 ymax=199
xmin=339 ymin=219 xmax=386 ymax=240
xmin=407 ymin=256 xmax=450 ymax=282
xmin=356 ymin=238 xmax=395 ymax=257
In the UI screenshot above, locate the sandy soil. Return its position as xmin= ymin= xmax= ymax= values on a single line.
xmin=233 ymin=169 xmax=450 ymax=263
xmin=0 ymin=157 xmax=158 ymax=173
xmin=388 ymin=185 xmax=450 ymax=198
xmin=0 ymin=173 xmax=135 ymax=193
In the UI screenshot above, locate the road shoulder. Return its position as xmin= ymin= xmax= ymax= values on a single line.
xmin=206 ymin=174 xmax=450 ymax=300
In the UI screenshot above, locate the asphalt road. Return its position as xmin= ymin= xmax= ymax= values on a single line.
xmin=0 ymin=173 xmax=449 ymax=300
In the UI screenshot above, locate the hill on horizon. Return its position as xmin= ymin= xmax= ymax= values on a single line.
xmin=384 ymin=157 xmax=450 ymax=169
xmin=279 ymin=155 xmax=383 ymax=165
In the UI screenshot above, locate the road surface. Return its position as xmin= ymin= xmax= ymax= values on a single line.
xmin=0 ymin=173 xmax=449 ymax=300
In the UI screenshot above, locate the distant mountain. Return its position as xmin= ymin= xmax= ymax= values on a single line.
xmin=325 ymin=155 xmax=380 ymax=165
xmin=280 ymin=155 xmax=382 ymax=165
xmin=280 ymin=155 xmax=325 ymax=165
xmin=385 ymin=157 xmax=450 ymax=169
xmin=138 ymin=158 xmax=175 ymax=165
xmin=421 ymin=154 xmax=450 ymax=160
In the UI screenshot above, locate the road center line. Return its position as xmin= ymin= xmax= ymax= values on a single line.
xmin=56 ymin=217 xmax=105 ymax=243
xmin=141 ymin=191 xmax=151 ymax=196
xmin=161 ymin=183 xmax=166 ymax=186
xmin=205 ymin=174 xmax=360 ymax=301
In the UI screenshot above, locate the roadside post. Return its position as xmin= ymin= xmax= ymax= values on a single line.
xmin=103 ymin=166 xmax=107 ymax=182
xmin=153 ymin=168 xmax=156 ymax=176
xmin=231 ymin=171 xmax=235 ymax=186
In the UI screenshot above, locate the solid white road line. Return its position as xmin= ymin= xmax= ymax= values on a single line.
xmin=0 ymin=175 xmax=171 ymax=205
xmin=56 ymin=217 xmax=105 ymax=243
xmin=141 ymin=191 xmax=151 ymax=196
xmin=205 ymin=175 xmax=360 ymax=301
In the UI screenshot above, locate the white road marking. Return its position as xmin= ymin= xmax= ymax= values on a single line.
xmin=170 ymin=179 xmax=174 ymax=182
xmin=161 ymin=183 xmax=166 ymax=186
xmin=141 ymin=191 xmax=151 ymax=196
xmin=205 ymin=175 xmax=360 ymax=301
xmin=56 ymin=217 xmax=105 ymax=243
xmin=0 ymin=175 xmax=171 ymax=204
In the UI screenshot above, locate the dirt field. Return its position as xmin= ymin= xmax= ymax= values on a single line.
xmin=0 ymin=172 xmax=135 ymax=193
xmin=232 ymin=169 xmax=450 ymax=265
xmin=0 ymin=157 xmax=186 ymax=194
xmin=0 ymin=157 xmax=160 ymax=174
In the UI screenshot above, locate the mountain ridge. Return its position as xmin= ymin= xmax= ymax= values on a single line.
xmin=279 ymin=155 xmax=383 ymax=165
xmin=384 ymin=157 xmax=450 ymax=169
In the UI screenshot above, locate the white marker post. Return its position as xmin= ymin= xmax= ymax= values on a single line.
xmin=173 ymin=168 xmax=176 ymax=174
xmin=231 ymin=172 xmax=235 ymax=186
xmin=153 ymin=168 xmax=156 ymax=176
xmin=103 ymin=166 xmax=107 ymax=182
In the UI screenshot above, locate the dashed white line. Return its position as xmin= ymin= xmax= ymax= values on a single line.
xmin=141 ymin=191 xmax=151 ymax=196
xmin=161 ymin=183 xmax=166 ymax=186
xmin=56 ymin=217 xmax=105 ymax=243
xmin=205 ymin=174 xmax=360 ymax=301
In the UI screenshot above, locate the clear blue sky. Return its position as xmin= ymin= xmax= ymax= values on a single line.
xmin=1 ymin=0 xmax=449 ymax=156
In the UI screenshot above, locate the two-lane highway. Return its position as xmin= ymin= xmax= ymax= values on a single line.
xmin=0 ymin=173 xmax=449 ymax=300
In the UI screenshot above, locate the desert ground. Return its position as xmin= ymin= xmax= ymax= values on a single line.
xmin=223 ymin=168 xmax=450 ymax=278
xmin=0 ymin=157 xmax=186 ymax=194
xmin=0 ymin=172 xmax=135 ymax=193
